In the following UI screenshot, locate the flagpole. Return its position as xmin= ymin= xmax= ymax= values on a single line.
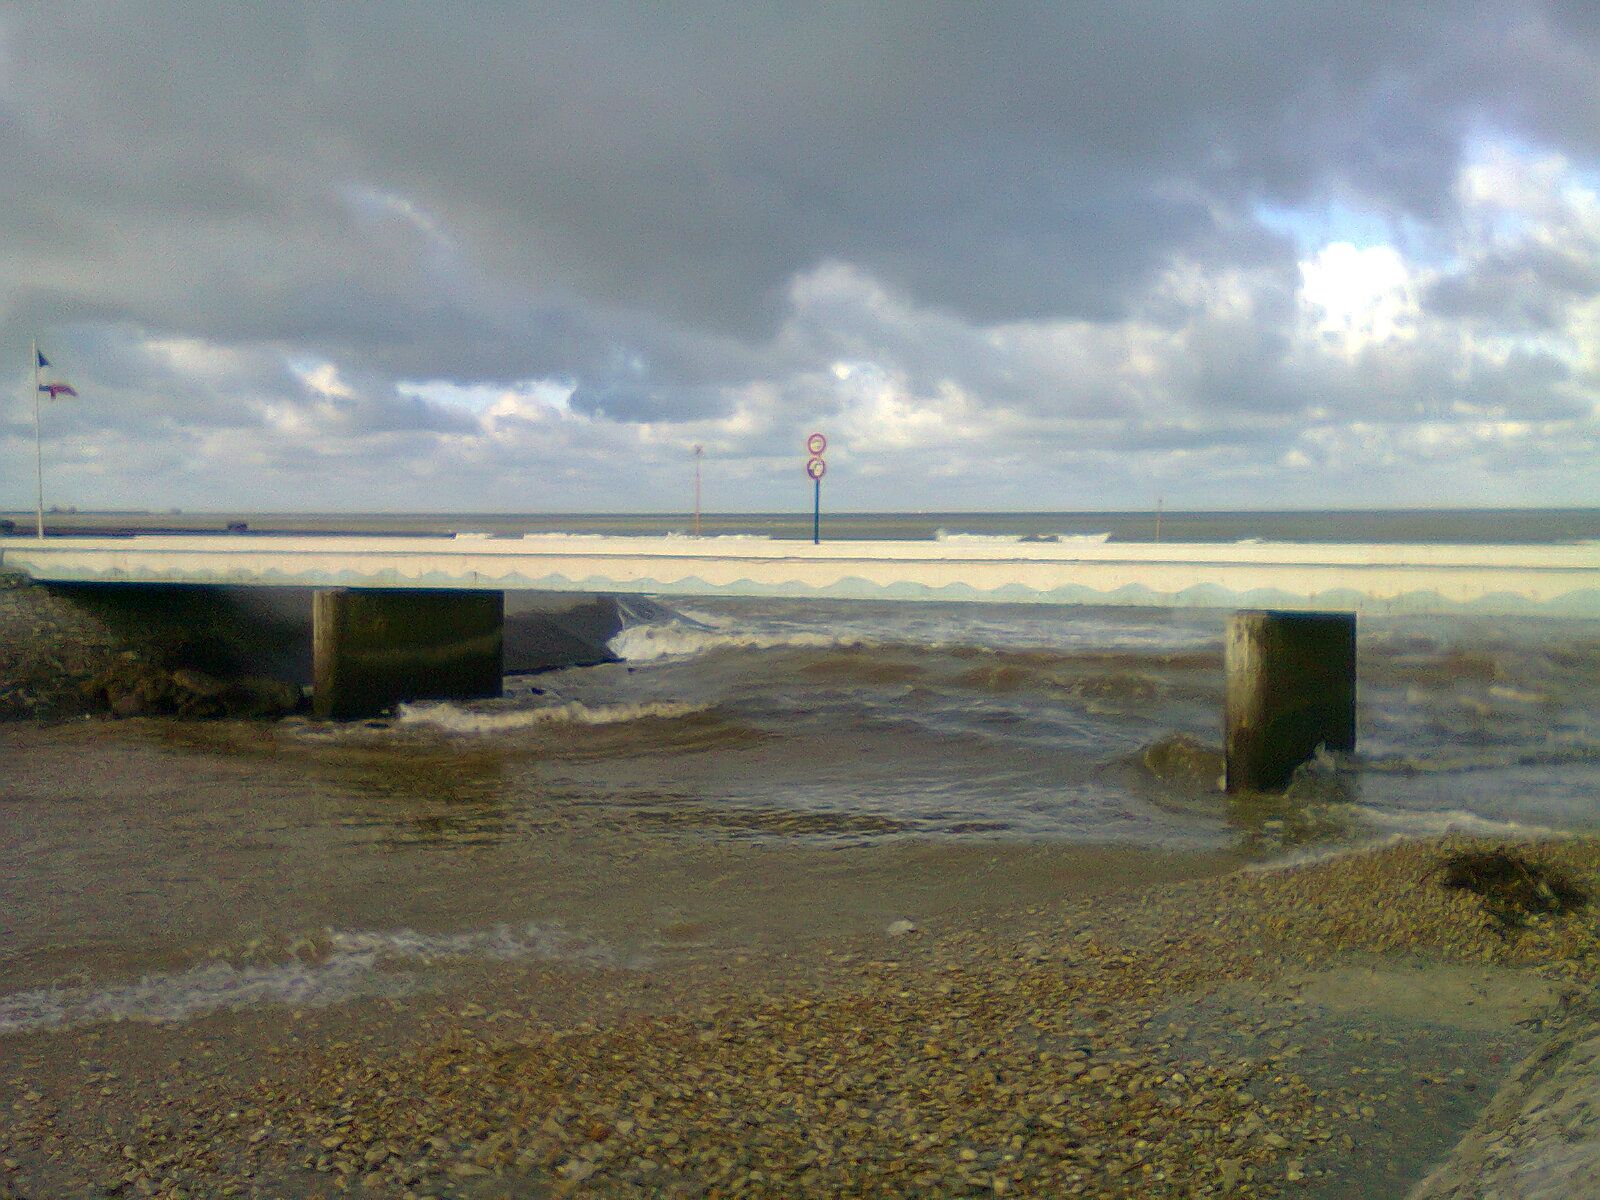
xmin=32 ymin=339 xmax=44 ymax=539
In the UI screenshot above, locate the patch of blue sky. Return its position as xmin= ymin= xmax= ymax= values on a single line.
xmin=397 ymin=379 xmax=574 ymax=414
xmin=1459 ymin=127 xmax=1600 ymax=191
xmin=1254 ymin=198 xmax=1458 ymax=271
xmin=1455 ymin=130 xmax=1600 ymax=239
xmin=1567 ymin=161 xmax=1600 ymax=198
xmin=285 ymin=355 xmax=327 ymax=378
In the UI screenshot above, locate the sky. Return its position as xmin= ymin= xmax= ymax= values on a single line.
xmin=3 ymin=2 xmax=1600 ymax=514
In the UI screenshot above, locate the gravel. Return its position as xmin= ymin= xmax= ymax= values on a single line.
xmin=5 ymin=834 xmax=1600 ymax=1198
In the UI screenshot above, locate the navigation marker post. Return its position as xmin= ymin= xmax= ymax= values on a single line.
xmin=693 ymin=444 xmax=704 ymax=537
xmin=805 ymin=433 xmax=827 ymax=545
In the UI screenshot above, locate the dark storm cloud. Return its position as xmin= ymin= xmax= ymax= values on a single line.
xmin=3 ymin=2 xmax=1600 ymax=509
xmin=7 ymin=1 xmax=1600 ymax=347
xmin=258 ymin=1 xmax=1600 ymax=328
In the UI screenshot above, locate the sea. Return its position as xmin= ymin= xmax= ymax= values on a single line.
xmin=3 ymin=508 xmax=1599 ymax=1035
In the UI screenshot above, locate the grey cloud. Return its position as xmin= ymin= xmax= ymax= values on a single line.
xmin=567 ymin=384 xmax=733 ymax=424
xmin=4 ymin=2 xmax=1600 ymax=511
xmin=1450 ymin=349 xmax=1589 ymax=420
xmin=1427 ymin=241 xmax=1600 ymax=331
xmin=8 ymin=0 xmax=1600 ymax=349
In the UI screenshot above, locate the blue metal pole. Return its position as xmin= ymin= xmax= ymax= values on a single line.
xmin=813 ymin=477 xmax=820 ymax=545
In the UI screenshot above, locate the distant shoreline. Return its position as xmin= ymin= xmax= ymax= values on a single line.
xmin=5 ymin=505 xmax=1599 ymax=545
xmin=8 ymin=505 xmax=1600 ymax=517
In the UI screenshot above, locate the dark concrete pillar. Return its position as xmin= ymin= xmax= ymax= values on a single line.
xmin=313 ymin=588 xmax=503 ymax=720
xmin=1224 ymin=610 xmax=1356 ymax=793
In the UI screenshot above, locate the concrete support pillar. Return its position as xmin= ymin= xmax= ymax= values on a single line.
xmin=313 ymin=588 xmax=503 ymax=720
xmin=1224 ymin=610 xmax=1356 ymax=793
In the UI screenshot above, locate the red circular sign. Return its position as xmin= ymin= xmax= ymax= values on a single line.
xmin=806 ymin=432 xmax=827 ymax=456
xmin=806 ymin=456 xmax=827 ymax=480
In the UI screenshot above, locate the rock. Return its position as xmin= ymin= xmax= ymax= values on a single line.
xmin=1218 ymin=1157 xmax=1245 ymax=1190
xmin=78 ymin=660 xmax=300 ymax=720
xmin=218 ymin=677 xmax=302 ymax=719
xmin=886 ymin=919 xmax=919 ymax=938
xmin=559 ymin=1158 xmax=598 ymax=1183
xmin=109 ymin=690 xmax=151 ymax=718
xmin=170 ymin=668 xmax=228 ymax=698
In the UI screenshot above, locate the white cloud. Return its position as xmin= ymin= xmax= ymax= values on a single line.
xmin=1298 ymin=243 xmax=1420 ymax=355
xmin=298 ymin=361 xmax=354 ymax=399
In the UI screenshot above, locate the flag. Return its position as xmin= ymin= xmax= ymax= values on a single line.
xmin=35 ymin=345 xmax=77 ymax=398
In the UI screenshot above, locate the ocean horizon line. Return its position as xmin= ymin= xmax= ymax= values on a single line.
xmin=7 ymin=504 xmax=1600 ymax=518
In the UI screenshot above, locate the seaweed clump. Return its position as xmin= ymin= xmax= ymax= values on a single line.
xmin=1438 ymin=848 xmax=1590 ymax=929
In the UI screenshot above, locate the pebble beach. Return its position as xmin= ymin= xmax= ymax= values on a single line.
xmin=5 ymin=834 xmax=1600 ymax=1199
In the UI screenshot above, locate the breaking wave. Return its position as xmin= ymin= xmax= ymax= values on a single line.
xmin=510 ymin=531 xmax=775 ymax=541
xmin=1139 ymin=733 xmax=1225 ymax=789
xmin=933 ymin=530 xmax=1112 ymax=545
xmin=0 ymin=923 xmax=643 ymax=1035
xmin=395 ymin=698 xmax=713 ymax=733
xmin=608 ymin=623 xmax=870 ymax=662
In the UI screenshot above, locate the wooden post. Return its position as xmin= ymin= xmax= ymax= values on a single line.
xmin=313 ymin=588 xmax=503 ymax=720
xmin=1225 ymin=610 xmax=1356 ymax=793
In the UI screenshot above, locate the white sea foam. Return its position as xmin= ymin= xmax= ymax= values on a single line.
xmin=1357 ymin=808 xmax=1571 ymax=840
xmin=1242 ymin=832 xmax=1417 ymax=873
xmin=1245 ymin=814 xmax=1574 ymax=873
xmin=1487 ymin=684 xmax=1552 ymax=705
xmin=395 ymin=698 xmax=711 ymax=733
xmin=933 ymin=530 xmax=1112 ymax=545
xmin=0 ymin=923 xmax=642 ymax=1035
xmin=660 ymin=531 xmax=774 ymax=541
xmin=1357 ymin=740 xmax=1600 ymax=775
xmin=607 ymin=623 xmax=867 ymax=662
xmin=514 ymin=532 xmax=774 ymax=541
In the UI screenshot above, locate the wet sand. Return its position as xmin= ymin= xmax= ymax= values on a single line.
xmin=5 ymin=834 xmax=1600 ymax=1199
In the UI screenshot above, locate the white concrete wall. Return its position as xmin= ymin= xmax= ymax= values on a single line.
xmin=4 ymin=533 xmax=1598 ymax=617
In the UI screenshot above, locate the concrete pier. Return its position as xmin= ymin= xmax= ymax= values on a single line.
xmin=5 ymin=533 xmax=1597 ymax=618
xmin=1224 ymin=610 xmax=1356 ymax=793
xmin=312 ymin=588 xmax=504 ymax=720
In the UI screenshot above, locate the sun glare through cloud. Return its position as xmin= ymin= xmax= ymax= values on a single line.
xmin=1298 ymin=243 xmax=1419 ymax=354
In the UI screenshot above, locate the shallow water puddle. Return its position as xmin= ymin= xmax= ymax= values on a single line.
xmin=1284 ymin=959 xmax=1568 ymax=1030
xmin=1141 ymin=954 xmax=1569 ymax=1197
